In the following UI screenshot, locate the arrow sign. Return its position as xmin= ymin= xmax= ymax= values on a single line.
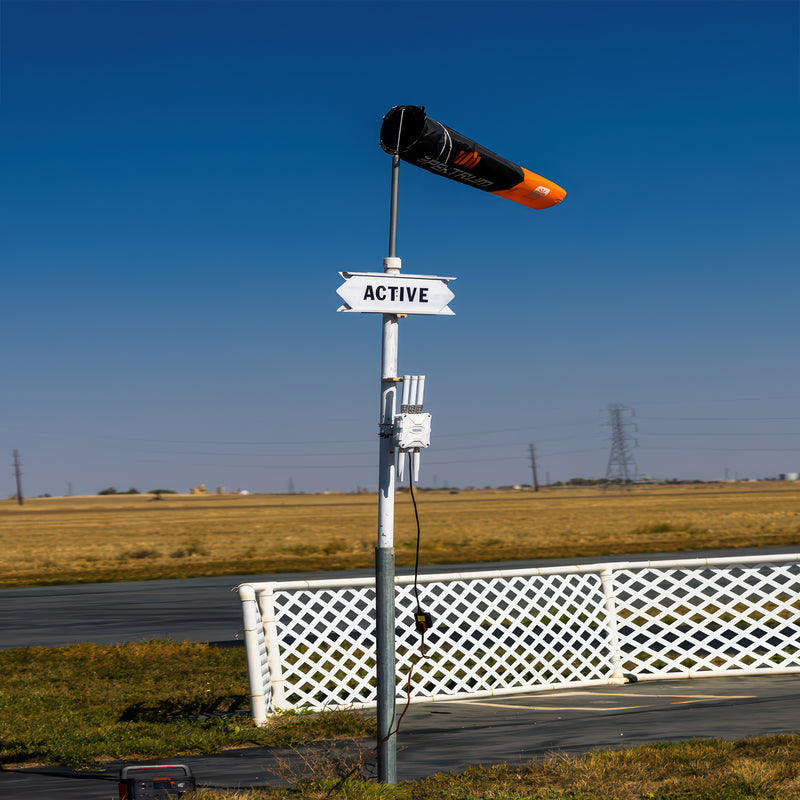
xmin=337 ymin=272 xmax=455 ymax=315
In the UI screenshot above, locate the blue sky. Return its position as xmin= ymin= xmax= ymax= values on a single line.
xmin=1 ymin=0 xmax=798 ymax=496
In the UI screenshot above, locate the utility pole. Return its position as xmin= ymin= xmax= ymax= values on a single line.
xmin=528 ymin=443 xmax=540 ymax=491
xmin=12 ymin=450 xmax=23 ymax=506
xmin=604 ymin=405 xmax=638 ymax=484
xmin=338 ymin=118 xmax=454 ymax=785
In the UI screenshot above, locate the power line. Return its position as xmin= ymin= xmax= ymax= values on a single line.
xmin=645 ymin=446 xmax=800 ymax=453
xmin=645 ymin=417 xmax=800 ymax=422
xmin=125 ymin=446 xmax=608 ymax=471
xmin=122 ymin=433 xmax=603 ymax=459
xmin=641 ymin=432 xmax=800 ymax=437
xmin=0 ymin=420 xmax=595 ymax=446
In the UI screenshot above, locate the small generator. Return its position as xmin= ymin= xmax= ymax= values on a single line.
xmin=118 ymin=764 xmax=195 ymax=799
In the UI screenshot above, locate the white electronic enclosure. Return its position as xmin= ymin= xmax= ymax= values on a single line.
xmin=393 ymin=412 xmax=431 ymax=450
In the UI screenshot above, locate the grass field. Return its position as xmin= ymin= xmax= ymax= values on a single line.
xmin=1 ymin=483 xmax=799 ymax=587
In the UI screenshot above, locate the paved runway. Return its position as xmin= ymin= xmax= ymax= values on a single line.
xmin=3 ymin=674 xmax=799 ymax=798
xmin=2 ymin=545 xmax=796 ymax=650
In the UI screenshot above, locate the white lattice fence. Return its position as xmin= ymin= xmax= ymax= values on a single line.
xmin=613 ymin=560 xmax=800 ymax=677
xmin=238 ymin=553 xmax=800 ymax=724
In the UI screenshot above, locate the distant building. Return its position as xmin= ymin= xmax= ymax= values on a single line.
xmin=779 ymin=473 xmax=799 ymax=481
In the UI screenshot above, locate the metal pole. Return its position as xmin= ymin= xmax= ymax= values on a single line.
xmin=388 ymin=154 xmax=399 ymax=258
xmin=529 ymin=443 xmax=539 ymax=492
xmin=13 ymin=450 xmax=23 ymax=506
xmin=376 ymin=153 xmax=401 ymax=784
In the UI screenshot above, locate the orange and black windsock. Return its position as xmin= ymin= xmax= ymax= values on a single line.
xmin=380 ymin=105 xmax=566 ymax=211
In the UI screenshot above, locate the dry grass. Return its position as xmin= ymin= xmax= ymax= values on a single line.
xmin=1 ymin=483 xmax=799 ymax=587
xmin=191 ymin=735 xmax=800 ymax=798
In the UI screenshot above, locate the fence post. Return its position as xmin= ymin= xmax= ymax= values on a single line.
xmin=239 ymin=584 xmax=270 ymax=725
xmin=261 ymin=586 xmax=287 ymax=710
xmin=599 ymin=568 xmax=626 ymax=683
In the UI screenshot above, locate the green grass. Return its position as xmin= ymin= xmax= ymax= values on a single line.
xmin=0 ymin=640 xmax=374 ymax=770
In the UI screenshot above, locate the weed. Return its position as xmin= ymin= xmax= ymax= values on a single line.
xmin=635 ymin=522 xmax=681 ymax=534
xmin=125 ymin=547 xmax=161 ymax=560
xmin=323 ymin=538 xmax=349 ymax=556
xmin=170 ymin=538 xmax=209 ymax=558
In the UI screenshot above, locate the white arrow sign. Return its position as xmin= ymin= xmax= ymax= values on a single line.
xmin=337 ymin=272 xmax=456 ymax=315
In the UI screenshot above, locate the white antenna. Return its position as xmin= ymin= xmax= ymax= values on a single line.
xmin=401 ymin=374 xmax=411 ymax=409
xmin=394 ymin=374 xmax=431 ymax=484
xmin=409 ymin=375 xmax=419 ymax=409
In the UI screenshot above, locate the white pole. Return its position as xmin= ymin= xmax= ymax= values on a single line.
xmin=238 ymin=584 xmax=269 ymax=726
xmin=600 ymin=568 xmax=626 ymax=683
xmin=378 ymin=309 xmax=399 ymax=552
xmin=261 ymin=588 xmax=287 ymax=710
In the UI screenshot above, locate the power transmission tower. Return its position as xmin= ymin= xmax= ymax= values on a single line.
xmin=604 ymin=405 xmax=638 ymax=484
xmin=528 ymin=444 xmax=540 ymax=491
xmin=12 ymin=449 xmax=23 ymax=506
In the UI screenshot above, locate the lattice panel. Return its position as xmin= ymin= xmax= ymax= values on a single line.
xmin=272 ymin=572 xmax=616 ymax=710
xmin=613 ymin=561 xmax=800 ymax=676
xmin=275 ymin=586 xmax=377 ymax=709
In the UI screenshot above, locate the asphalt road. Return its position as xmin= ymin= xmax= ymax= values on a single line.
xmin=2 ymin=545 xmax=797 ymax=651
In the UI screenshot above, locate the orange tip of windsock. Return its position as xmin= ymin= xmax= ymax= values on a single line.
xmin=491 ymin=167 xmax=567 ymax=210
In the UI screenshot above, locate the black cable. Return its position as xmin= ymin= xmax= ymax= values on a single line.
xmin=408 ymin=452 xmax=423 ymax=614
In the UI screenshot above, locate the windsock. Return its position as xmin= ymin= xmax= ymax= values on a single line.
xmin=380 ymin=105 xmax=566 ymax=210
